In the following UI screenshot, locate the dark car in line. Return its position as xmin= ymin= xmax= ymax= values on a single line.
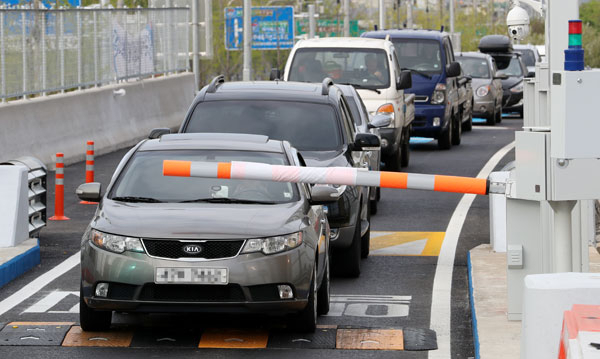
xmin=77 ymin=133 xmax=333 ymax=333
xmin=178 ymin=77 xmax=380 ymax=277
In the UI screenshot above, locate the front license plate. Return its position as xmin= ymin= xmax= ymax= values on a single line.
xmin=154 ymin=267 xmax=228 ymax=285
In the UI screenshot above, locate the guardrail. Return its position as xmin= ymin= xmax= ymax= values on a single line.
xmin=0 ymin=7 xmax=189 ymax=101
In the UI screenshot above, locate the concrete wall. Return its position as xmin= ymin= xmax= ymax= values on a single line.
xmin=0 ymin=73 xmax=195 ymax=167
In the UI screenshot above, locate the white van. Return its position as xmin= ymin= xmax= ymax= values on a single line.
xmin=283 ymin=37 xmax=415 ymax=170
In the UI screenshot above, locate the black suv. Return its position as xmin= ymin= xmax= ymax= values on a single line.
xmin=178 ymin=76 xmax=380 ymax=277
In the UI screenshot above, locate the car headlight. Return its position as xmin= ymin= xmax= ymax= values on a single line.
xmin=510 ymin=81 xmax=523 ymax=93
xmin=376 ymin=103 xmax=395 ymax=124
xmin=476 ymin=85 xmax=490 ymax=97
xmin=430 ymin=83 xmax=446 ymax=104
xmin=89 ymin=229 xmax=145 ymax=254
xmin=241 ymin=232 xmax=303 ymax=255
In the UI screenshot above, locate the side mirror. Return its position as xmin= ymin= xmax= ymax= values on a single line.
xmin=494 ymin=72 xmax=509 ymax=80
xmin=310 ymin=185 xmax=342 ymax=204
xmin=396 ymin=70 xmax=412 ymax=90
xmin=526 ymin=70 xmax=535 ymax=78
xmin=270 ymin=68 xmax=282 ymax=81
xmin=149 ymin=128 xmax=171 ymax=139
xmin=353 ymin=133 xmax=380 ymax=151
xmin=368 ymin=114 xmax=392 ymax=129
xmin=76 ymin=182 xmax=102 ymax=202
xmin=446 ymin=62 xmax=461 ymax=78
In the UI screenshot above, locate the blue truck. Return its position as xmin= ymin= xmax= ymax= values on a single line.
xmin=362 ymin=29 xmax=473 ymax=150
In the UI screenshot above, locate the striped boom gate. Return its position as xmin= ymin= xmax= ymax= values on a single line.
xmin=162 ymin=160 xmax=500 ymax=196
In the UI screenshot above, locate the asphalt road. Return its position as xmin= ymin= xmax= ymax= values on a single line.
xmin=0 ymin=117 xmax=521 ymax=358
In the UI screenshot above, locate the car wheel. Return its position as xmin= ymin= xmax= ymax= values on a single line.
xmin=317 ymin=255 xmax=330 ymax=315
xmin=294 ymin=264 xmax=318 ymax=332
xmin=451 ymin=115 xmax=462 ymax=146
xmin=80 ymin=287 xmax=112 ymax=331
xmin=335 ymin=213 xmax=362 ymax=278
xmin=384 ymin=149 xmax=402 ymax=172
xmin=400 ymin=127 xmax=410 ymax=168
xmin=376 ymin=187 xmax=381 ymax=201
xmin=496 ymin=108 xmax=502 ymax=123
xmin=487 ymin=107 xmax=497 ymax=126
xmin=361 ymin=204 xmax=371 ymax=259
xmin=438 ymin=118 xmax=452 ymax=150
xmin=463 ymin=104 xmax=473 ymax=132
xmin=370 ymin=198 xmax=378 ymax=215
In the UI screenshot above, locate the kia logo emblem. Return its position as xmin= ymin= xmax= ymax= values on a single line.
xmin=182 ymin=244 xmax=202 ymax=255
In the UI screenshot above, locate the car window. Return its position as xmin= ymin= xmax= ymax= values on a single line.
xmin=392 ymin=51 xmax=401 ymax=78
xmin=497 ymin=56 xmax=523 ymax=77
xmin=456 ymin=57 xmax=491 ymax=78
xmin=515 ymin=49 xmax=536 ymax=67
xmin=392 ymin=39 xmax=442 ymax=73
xmin=444 ymin=40 xmax=455 ymax=64
xmin=186 ymin=100 xmax=342 ymax=152
xmin=288 ymin=48 xmax=390 ymax=89
xmin=345 ymin=95 xmax=363 ymax=126
xmin=110 ymin=150 xmax=299 ymax=203
xmin=339 ymin=96 xmax=356 ymax=139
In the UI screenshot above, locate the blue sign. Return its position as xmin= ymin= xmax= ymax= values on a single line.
xmin=1 ymin=0 xmax=81 ymax=7
xmin=225 ymin=6 xmax=294 ymax=51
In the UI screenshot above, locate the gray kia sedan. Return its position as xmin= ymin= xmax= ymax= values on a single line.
xmin=77 ymin=133 xmax=333 ymax=333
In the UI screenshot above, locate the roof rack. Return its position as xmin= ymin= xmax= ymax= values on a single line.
xmin=206 ymin=75 xmax=225 ymax=93
xmin=321 ymin=77 xmax=334 ymax=96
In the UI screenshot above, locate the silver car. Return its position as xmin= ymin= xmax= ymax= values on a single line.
xmin=456 ymin=52 xmax=504 ymax=126
xmin=77 ymin=133 xmax=333 ymax=333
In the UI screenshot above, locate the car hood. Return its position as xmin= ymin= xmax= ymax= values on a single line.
xmin=300 ymin=150 xmax=349 ymax=168
xmin=501 ymin=76 xmax=523 ymax=90
xmin=404 ymin=73 xmax=443 ymax=97
xmin=470 ymin=78 xmax=492 ymax=89
xmin=91 ymin=200 xmax=306 ymax=239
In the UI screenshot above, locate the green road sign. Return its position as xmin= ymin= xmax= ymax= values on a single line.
xmin=296 ymin=19 xmax=362 ymax=38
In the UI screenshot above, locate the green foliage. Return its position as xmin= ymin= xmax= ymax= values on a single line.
xmin=583 ymin=24 xmax=600 ymax=68
xmin=581 ymin=0 xmax=600 ymax=29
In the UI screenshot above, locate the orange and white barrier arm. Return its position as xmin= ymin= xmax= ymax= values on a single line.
xmin=163 ymin=160 xmax=505 ymax=196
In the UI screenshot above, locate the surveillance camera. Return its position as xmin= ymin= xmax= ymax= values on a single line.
xmin=506 ymin=5 xmax=530 ymax=41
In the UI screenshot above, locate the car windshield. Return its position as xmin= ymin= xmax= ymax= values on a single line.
xmin=456 ymin=57 xmax=490 ymax=78
xmin=110 ymin=150 xmax=299 ymax=203
xmin=186 ymin=101 xmax=342 ymax=151
xmin=496 ymin=56 xmax=523 ymax=77
xmin=515 ymin=49 xmax=536 ymax=67
xmin=392 ymin=39 xmax=443 ymax=73
xmin=288 ymin=48 xmax=390 ymax=89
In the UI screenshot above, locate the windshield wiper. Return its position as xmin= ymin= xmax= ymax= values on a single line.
xmin=341 ymin=83 xmax=381 ymax=94
xmin=111 ymin=196 xmax=164 ymax=203
xmin=179 ymin=197 xmax=277 ymax=205
xmin=401 ymin=68 xmax=432 ymax=80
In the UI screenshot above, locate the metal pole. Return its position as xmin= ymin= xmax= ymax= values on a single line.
xmin=60 ymin=10 xmax=64 ymax=92
xmin=407 ymin=0 xmax=413 ymax=28
xmin=379 ymin=0 xmax=385 ymax=30
xmin=242 ymin=0 xmax=252 ymax=81
xmin=192 ymin=0 xmax=199 ymax=92
xmin=41 ymin=11 xmax=46 ymax=95
xmin=449 ymin=0 xmax=454 ymax=34
xmin=1 ymin=11 xmax=5 ymax=102
xmin=308 ymin=4 xmax=315 ymax=38
xmin=137 ymin=9 xmax=141 ymax=77
xmin=204 ymin=0 xmax=213 ymax=58
xmin=162 ymin=7 xmax=167 ymax=74
xmin=22 ymin=11 xmax=26 ymax=99
xmin=93 ymin=10 xmax=98 ymax=85
xmin=77 ymin=10 xmax=82 ymax=89
xmin=343 ymin=0 xmax=349 ymax=37
xmin=549 ymin=201 xmax=577 ymax=272
xmin=124 ymin=10 xmax=128 ymax=80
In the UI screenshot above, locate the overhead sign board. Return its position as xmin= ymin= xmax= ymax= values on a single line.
xmin=225 ymin=6 xmax=294 ymax=51
xmin=296 ymin=19 xmax=362 ymax=38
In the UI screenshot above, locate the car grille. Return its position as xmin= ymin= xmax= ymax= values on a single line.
xmin=415 ymin=95 xmax=429 ymax=103
xmin=248 ymin=284 xmax=281 ymax=301
xmin=142 ymin=239 xmax=244 ymax=260
xmin=412 ymin=116 xmax=428 ymax=127
xmin=138 ymin=284 xmax=246 ymax=302
xmin=107 ymin=283 xmax=138 ymax=300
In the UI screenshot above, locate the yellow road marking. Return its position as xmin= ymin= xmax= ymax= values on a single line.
xmin=8 ymin=322 xmax=74 ymax=326
xmin=335 ymin=329 xmax=404 ymax=350
xmin=370 ymin=231 xmax=445 ymax=256
xmin=198 ymin=328 xmax=269 ymax=349
xmin=62 ymin=326 xmax=133 ymax=347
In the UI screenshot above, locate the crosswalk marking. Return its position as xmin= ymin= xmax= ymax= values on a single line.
xmin=23 ymin=291 xmax=79 ymax=314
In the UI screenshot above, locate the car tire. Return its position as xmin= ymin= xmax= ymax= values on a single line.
xmin=438 ymin=118 xmax=452 ymax=150
xmin=400 ymin=127 xmax=410 ymax=168
xmin=451 ymin=115 xmax=462 ymax=146
xmin=361 ymin=204 xmax=371 ymax=259
xmin=376 ymin=187 xmax=381 ymax=201
xmin=294 ymin=265 xmax=318 ymax=333
xmin=487 ymin=108 xmax=497 ymax=126
xmin=80 ymin=287 xmax=112 ymax=332
xmin=385 ymin=149 xmax=402 ymax=172
xmin=317 ymin=255 xmax=330 ymax=315
xmin=335 ymin=214 xmax=362 ymax=278
xmin=463 ymin=104 xmax=473 ymax=132
xmin=496 ymin=108 xmax=502 ymax=123
xmin=370 ymin=198 xmax=378 ymax=215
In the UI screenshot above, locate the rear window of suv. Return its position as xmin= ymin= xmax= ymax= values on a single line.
xmin=185 ymin=100 xmax=342 ymax=151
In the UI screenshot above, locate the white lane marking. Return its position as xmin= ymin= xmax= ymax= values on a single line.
xmin=326 ymin=294 xmax=411 ymax=318
xmin=0 ymin=251 xmax=80 ymax=317
xmin=473 ymin=126 xmax=514 ymax=130
xmin=23 ymin=290 xmax=79 ymax=313
xmin=428 ymin=141 xmax=515 ymax=359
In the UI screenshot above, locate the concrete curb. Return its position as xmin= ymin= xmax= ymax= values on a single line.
xmin=467 ymin=251 xmax=481 ymax=359
xmin=0 ymin=239 xmax=40 ymax=289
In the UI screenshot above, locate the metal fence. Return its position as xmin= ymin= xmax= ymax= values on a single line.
xmin=0 ymin=8 xmax=190 ymax=101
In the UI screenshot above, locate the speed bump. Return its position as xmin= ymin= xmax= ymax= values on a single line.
xmin=198 ymin=328 xmax=269 ymax=349
xmin=267 ymin=328 xmax=336 ymax=349
xmin=0 ymin=322 xmax=73 ymax=346
xmin=335 ymin=328 xmax=404 ymax=350
xmin=62 ymin=326 xmax=133 ymax=347
xmin=370 ymin=231 xmax=445 ymax=256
